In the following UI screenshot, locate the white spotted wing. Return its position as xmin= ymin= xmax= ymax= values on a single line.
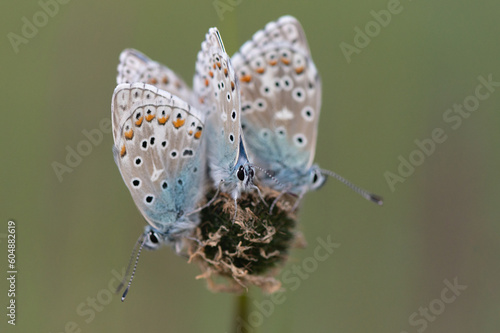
xmin=194 ymin=28 xmax=255 ymax=200
xmin=117 ymin=49 xmax=192 ymax=103
xmin=111 ymin=83 xmax=205 ymax=239
xmin=232 ymin=16 xmax=322 ymax=193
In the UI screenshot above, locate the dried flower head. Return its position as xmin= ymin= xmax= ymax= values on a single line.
xmin=187 ymin=187 xmax=304 ymax=293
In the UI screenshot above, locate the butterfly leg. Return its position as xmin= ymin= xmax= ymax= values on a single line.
xmin=291 ymin=189 xmax=307 ymax=212
xmin=269 ymin=186 xmax=295 ymax=214
xmin=185 ymin=235 xmax=202 ymax=246
xmin=232 ymin=196 xmax=238 ymax=222
xmin=186 ymin=180 xmax=224 ymax=216
xmin=251 ymin=184 xmax=268 ymax=207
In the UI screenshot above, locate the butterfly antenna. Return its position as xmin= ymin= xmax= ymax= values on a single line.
xmin=249 ymin=164 xmax=291 ymax=213
xmin=120 ymin=234 xmax=147 ymax=302
xmin=320 ymin=169 xmax=383 ymax=206
xmin=250 ymin=164 xmax=286 ymax=189
xmin=116 ymin=234 xmax=144 ymax=294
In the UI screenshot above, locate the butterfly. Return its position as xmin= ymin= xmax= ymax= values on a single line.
xmin=231 ymin=16 xmax=383 ymax=206
xmin=111 ymin=82 xmax=206 ymax=251
xmin=113 ymin=47 xmax=211 ymax=299
xmin=193 ymin=28 xmax=259 ymax=211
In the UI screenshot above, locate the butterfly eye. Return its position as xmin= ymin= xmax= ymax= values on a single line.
xmin=310 ymin=169 xmax=327 ymax=190
xmin=237 ymin=166 xmax=245 ymax=181
xmin=148 ymin=231 xmax=159 ymax=244
xmin=143 ymin=229 xmax=162 ymax=251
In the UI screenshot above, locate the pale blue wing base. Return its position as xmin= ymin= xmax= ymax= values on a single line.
xmin=242 ymin=121 xmax=318 ymax=193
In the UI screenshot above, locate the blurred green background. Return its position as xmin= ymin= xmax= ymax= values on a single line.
xmin=1 ymin=0 xmax=499 ymax=332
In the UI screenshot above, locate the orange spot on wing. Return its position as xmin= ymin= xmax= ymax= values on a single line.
xmin=256 ymin=67 xmax=265 ymax=74
xmin=135 ymin=116 xmax=143 ymax=126
xmin=120 ymin=145 xmax=126 ymax=157
xmin=269 ymin=60 xmax=278 ymax=66
xmin=213 ymin=63 xmax=216 ymax=69
xmin=295 ymin=66 xmax=305 ymax=74
xmin=199 ymin=97 xmax=205 ymax=104
xmin=149 ymin=78 xmax=158 ymax=84
xmin=158 ymin=115 xmax=169 ymax=125
xmin=194 ymin=130 xmax=202 ymax=139
xmin=204 ymin=78 xmax=209 ymax=87
xmin=189 ymin=130 xmax=193 ymax=135
xmin=281 ymin=57 xmax=290 ymax=65
xmin=173 ymin=118 xmax=185 ymax=128
xmin=231 ymin=81 xmax=235 ymax=91
xmin=224 ymin=68 xmax=228 ymax=77
xmin=217 ymin=62 xmax=221 ymax=69
xmin=162 ymin=76 xmax=169 ymax=84
xmin=146 ymin=114 xmax=155 ymax=122
xmin=209 ymin=70 xmax=214 ymax=78
xmin=240 ymin=75 xmax=252 ymax=83
xmin=124 ymin=129 xmax=134 ymax=140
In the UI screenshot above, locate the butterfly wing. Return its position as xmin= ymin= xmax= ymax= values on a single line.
xmin=232 ymin=16 xmax=321 ymax=189
xmin=194 ymin=28 xmax=253 ymax=197
xmin=111 ymin=83 xmax=205 ymax=238
xmin=238 ymin=15 xmax=312 ymax=56
xmin=117 ymin=49 xmax=193 ymax=103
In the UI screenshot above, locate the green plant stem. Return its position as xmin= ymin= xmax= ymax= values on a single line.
xmin=233 ymin=292 xmax=250 ymax=333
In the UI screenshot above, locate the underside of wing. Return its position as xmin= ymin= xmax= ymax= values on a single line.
xmin=237 ymin=16 xmax=312 ymax=60
xmin=194 ymin=28 xmax=244 ymax=175
xmin=233 ymin=35 xmax=321 ymax=171
xmin=117 ymin=49 xmax=193 ymax=104
xmin=111 ymin=83 xmax=205 ymax=234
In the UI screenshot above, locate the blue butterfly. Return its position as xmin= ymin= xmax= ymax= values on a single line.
xmin=232 ymin=16 xmax=382 ymax=206
xmin=112 ymin=82 xmax=206 ymax=251
xmin=112 ymin=49 xmax=209 ymax=298
xmin=193 ymin=28 xmax=260 ymax=213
